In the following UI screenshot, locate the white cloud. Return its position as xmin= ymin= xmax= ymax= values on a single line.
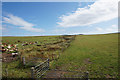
xmin=3 ymin=14 xmax=45 ymax=32
xmin=95 ymin=24 xmax=118 ymax=34
xmin=57 ymin=0 xmax=118 ymax=27
xmin=96 ymin=27 xmax=103 ymax=31
xmin=65 ymin=24 xmax=118 ymax=35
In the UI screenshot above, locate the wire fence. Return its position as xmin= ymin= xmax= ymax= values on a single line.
xmin=31 ymin=59 xmax=49 ymax=78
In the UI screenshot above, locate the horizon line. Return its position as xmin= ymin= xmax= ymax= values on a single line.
xmin=0 ymin=32 xmax=119 ymax=37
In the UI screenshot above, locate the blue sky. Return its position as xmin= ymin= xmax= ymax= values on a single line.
xmin=2 ymin=1 xmax=118 ymax=36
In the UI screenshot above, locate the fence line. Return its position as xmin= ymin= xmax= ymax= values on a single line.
xmin=31 ymin=59 xmax=49 ymax=78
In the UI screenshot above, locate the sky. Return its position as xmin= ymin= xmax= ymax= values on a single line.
xmin=1 ymin=0 xmax=118 ymax=36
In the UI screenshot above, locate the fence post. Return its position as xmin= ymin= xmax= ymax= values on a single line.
xmin=31 ymin=67 xmax=35 ymax=78
xmin=48 ymin=59 xmax=50 ymax=70
xmin=5 ymin=65 xmax=8 ymax=76
xmin=85 ymin=71 xmax=89 ymax=80
xmin=22 ymin=57 xmax=26 ymax=66
xmin=5 ymin=69 xmax=8 ymax=76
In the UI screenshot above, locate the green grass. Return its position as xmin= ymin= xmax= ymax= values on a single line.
xmin=2 ymin=33 xmax=118 ymax=78
xmin=2 ymin=36 xmax=61 ymax=78
xmin=2 ymin=61 xmax=31 ymax=78
xmin=2 ymin=36 xmax=61 ymax=57
xmin=2 ymin=35 xmax=73 ymax=78
xmin=51 ymin=33 xmax=118 ymax=78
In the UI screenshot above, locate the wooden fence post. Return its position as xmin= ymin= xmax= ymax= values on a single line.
xmin=31 ymin=67 xmax=35 ymax=78
xmin=22 ymin=57 xmax=26 ymax=66
xmin=48 ymin=59 xmax=50 ymax=70
xmin=5 ymin=65 xmax=8 ymax=76
xmin=85 ymin=71 xmax=89 ymax=80
xmin=5 ymin=69 xmax=8 ymax=76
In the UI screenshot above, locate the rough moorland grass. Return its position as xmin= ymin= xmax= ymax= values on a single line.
xmin=2 ymin=36 xmax=59 ymax=45
xmin=2 ymin=61 xmax=31 ymax=78
xmin=2 ymin=36 xmax=61 ymax=78
xmin=2 ymin=36 xmax=60 ymax=57
xmin=51 ymin=33 xmax=118 ymax=78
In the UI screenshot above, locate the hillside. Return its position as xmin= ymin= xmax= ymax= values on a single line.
xmin=51 ymin=33 xmax=118 ymax=78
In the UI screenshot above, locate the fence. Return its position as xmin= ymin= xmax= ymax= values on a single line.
xmin=21 ymin=56 xmax=47 ymax=66
xmin=3 ymin=57 xmax=90 ymax=79
xmin=30 ymin=58 xmax=89 ymax=79
xmin=31 ymin=59 xmax=49 ymax=78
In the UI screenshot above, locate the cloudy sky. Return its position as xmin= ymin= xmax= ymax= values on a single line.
xmin=1 ymin=0 xmax=118 ymax=36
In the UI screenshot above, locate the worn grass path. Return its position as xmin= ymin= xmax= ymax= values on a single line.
xmin=48 ymin=33 xmax=118 ymax=78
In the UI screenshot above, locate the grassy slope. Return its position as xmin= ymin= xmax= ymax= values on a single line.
xmin=52 ymin=33 xmax=118 ymax=78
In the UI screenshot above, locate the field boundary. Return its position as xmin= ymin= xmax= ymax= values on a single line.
xmin=31 ymin=59 xmax=49 ymax=78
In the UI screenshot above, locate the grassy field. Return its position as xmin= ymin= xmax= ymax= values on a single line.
xmin=2 ymin=35 xmax=74 ymax=78
xmin=2 ymin=33 xmax=119 ymax=78
xmin=2 ymin=36 xmax=60 ymax=78
xmin=51 ymin=33 xmax=118 ymax=78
